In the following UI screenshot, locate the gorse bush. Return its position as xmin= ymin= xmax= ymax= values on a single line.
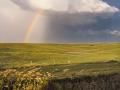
xmin=0 ymin=69 xmax=53 ymax=90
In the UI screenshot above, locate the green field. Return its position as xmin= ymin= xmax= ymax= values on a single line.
xmin=0 ymin=43 xmax=120 ymax=77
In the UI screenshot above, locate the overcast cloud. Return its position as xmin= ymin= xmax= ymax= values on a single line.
xmin=0 ymin=0 xmax=120 ymax=43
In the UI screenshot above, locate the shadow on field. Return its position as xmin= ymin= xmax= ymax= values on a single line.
xmin=42 ymin=73 xmax=120 ymax=90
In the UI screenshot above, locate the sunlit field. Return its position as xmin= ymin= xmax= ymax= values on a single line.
xmin=0 ymin=43 xmax=120 ymax=68
xmin=0 ymin=43 xmax=120 ymax=89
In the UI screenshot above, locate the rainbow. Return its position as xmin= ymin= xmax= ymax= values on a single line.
xmin=24 ymin=11 xmax=41 ymax=43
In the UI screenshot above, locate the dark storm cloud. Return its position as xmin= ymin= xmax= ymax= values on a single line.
xmin=10 ymin=0 xmax=120 ymax=43
xmin=43 ymin=10 xmax=120 ymax=43
xmin=11 ymin=0 xmax=33 ymax=11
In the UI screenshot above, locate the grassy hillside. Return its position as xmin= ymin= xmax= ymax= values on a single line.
xmin=0 ymin=43 xmax=120 ymax=90
xmin=0 ymin=43 xmax=120 ymax=68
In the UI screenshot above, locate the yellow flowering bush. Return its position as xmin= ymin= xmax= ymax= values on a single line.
xmin=0 ymin=69 xmax=53 ymax=90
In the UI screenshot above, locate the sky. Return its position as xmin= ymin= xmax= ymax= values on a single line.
xmin=0 ymin=0 xmax=120 ymax=43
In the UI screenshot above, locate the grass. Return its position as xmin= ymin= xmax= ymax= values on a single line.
xmin=0 ymin=43 xmax=120 ymax=77
xmin=0 ymin=43 xmax=120 ymax=89
xmin=0 ymin=43 xmax=120 ymax=69
xmin=13 ymin=60 xmax=119 ymax=79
